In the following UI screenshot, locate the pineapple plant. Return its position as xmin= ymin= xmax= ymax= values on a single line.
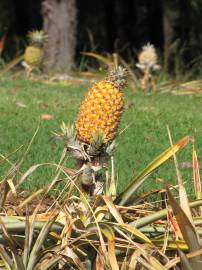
xmin=56 ymin=66 xmax=127 ymax=195
xmin=138 ymin=43 xmax=158 ymax=67
xmin=22 ymin=30 xmax=47 ymax=75
xmin=136 ymin=43 xmax=160 ymax=91
xmin=75 ymin=66 xmax=127 ymax=194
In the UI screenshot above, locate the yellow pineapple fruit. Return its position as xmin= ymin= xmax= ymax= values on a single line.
xmin=24 ymin=46 xmax=43 ymax=67
xmin=23 ymin=30 xmax=47 ymax=74
xmin=75 ymin=66 xmax=127 ymax=144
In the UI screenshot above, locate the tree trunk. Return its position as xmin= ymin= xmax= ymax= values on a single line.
xmin=162 ymin=0 xmax=180 ymax=71
xmin=42 ymin=0 xmax=77 ymax=73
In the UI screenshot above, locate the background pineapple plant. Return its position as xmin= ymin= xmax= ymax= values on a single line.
xmin=136 ymin=43 xmax=160 ymax=91
xmin=22 ymin=30 xmax=47 ymax=76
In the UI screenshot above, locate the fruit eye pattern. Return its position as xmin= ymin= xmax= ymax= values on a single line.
xmin=75 ymin=66 xmax=127 ymax=144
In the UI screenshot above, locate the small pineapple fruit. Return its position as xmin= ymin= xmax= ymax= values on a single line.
xmin=75 ymin=66 xmax=127 ymax=144
xmin=23 ymin=30 xmax=47 ymax=75
xmin=136 ymin=43 xmax=160 ymax=91
xmin=138 ymin=43 xmax=158 ymax=68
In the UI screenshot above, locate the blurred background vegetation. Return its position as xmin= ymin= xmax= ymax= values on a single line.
xmin=0 ymin=0 xmax=202 ymax=193
xmin=1 ymin=0 xmax=202 ymax=75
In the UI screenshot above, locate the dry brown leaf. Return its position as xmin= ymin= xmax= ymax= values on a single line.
xmin=167 ymin=209 xmax=183 ymax=239
xmin=129 ymin=248 xmax=143 ymax=269
xmin=193 ymin=143 xmax=201 ymax=200
xmin=16 ymin=101 xmax=26 ymax=108
xmin=166 ymin=127 xmax=194 ymax=227
xmin=96 ymin=253 xmax=105 ymax=270
xmin=41 ymin=114 xmax=54 ymax=120
xmin=102 ymin=195 xmax=123 ymax=224
xmin=108 ymin=240 xmax=119 ymax=270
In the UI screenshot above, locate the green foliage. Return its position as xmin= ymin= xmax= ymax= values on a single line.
xmin=0 ymin=76 xmax=202 ymax=194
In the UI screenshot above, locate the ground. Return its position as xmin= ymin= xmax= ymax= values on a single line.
xmin=0 ymin=74 xmax=202 ymax=196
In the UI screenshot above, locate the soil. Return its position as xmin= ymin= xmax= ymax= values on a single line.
xmin=2 ymin=191 xmax=56 ymax=216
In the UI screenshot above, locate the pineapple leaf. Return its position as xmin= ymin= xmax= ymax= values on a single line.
xmin=26 ymin=214 xmax=58 ymax=270
xmin=178 ymin=249 xmax=193 ymax=270
xmin=106 ymin=141 xmax=117 ymax=156
xmin=115 ymin=136 xmax=190 ymax=205
xmin=88 ymin=132 xmax=105 ymax=156
xmin=81 ymin=52 xmax=114 ymax=67
xmin=0 ymin=218 xmax=25 ymax=270
xmin=27 ymin=30 xmax=47 ymax=46
xmin=166 ymin=187 xmax=202 ymax=269
xmin=0 ymin=244 xmax=13 ymax=269
xmin=37 ymin=255 xmax=63 ymax=270
xmin=23 ymin=214 xmax=30 ymax=268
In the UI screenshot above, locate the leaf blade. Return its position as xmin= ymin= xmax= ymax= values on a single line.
xmin=116 ymin=136 xmax=190 ymax=205
xmin=166 ymin=187 xmax=202 ymax=269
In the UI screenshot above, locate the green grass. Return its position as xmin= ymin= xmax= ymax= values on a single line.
xmin=0 ymin=75 xmax=202 ymax=195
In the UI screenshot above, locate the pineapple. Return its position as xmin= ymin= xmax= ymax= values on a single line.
xmin=138 ymin=43 xmax=158 ymax=68
xmin=75 ymin=66 xmax=127 ymax=144
xmin=23 ymin=30 xmax=47 ymax=75
xmin=136 ymin=43 xmax=160 ymax=91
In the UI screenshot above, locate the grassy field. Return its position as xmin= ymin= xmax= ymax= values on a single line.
xmin=0 ymin=74 xmax=202 ymax=195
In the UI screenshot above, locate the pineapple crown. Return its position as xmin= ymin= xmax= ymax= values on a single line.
xmin=27 ymin=30 xmax=47 ymax=47
xmin=106 ymin=65 xmax=128 ymax=89
xmin=142 ymin=43 xmax=156 ymax=54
